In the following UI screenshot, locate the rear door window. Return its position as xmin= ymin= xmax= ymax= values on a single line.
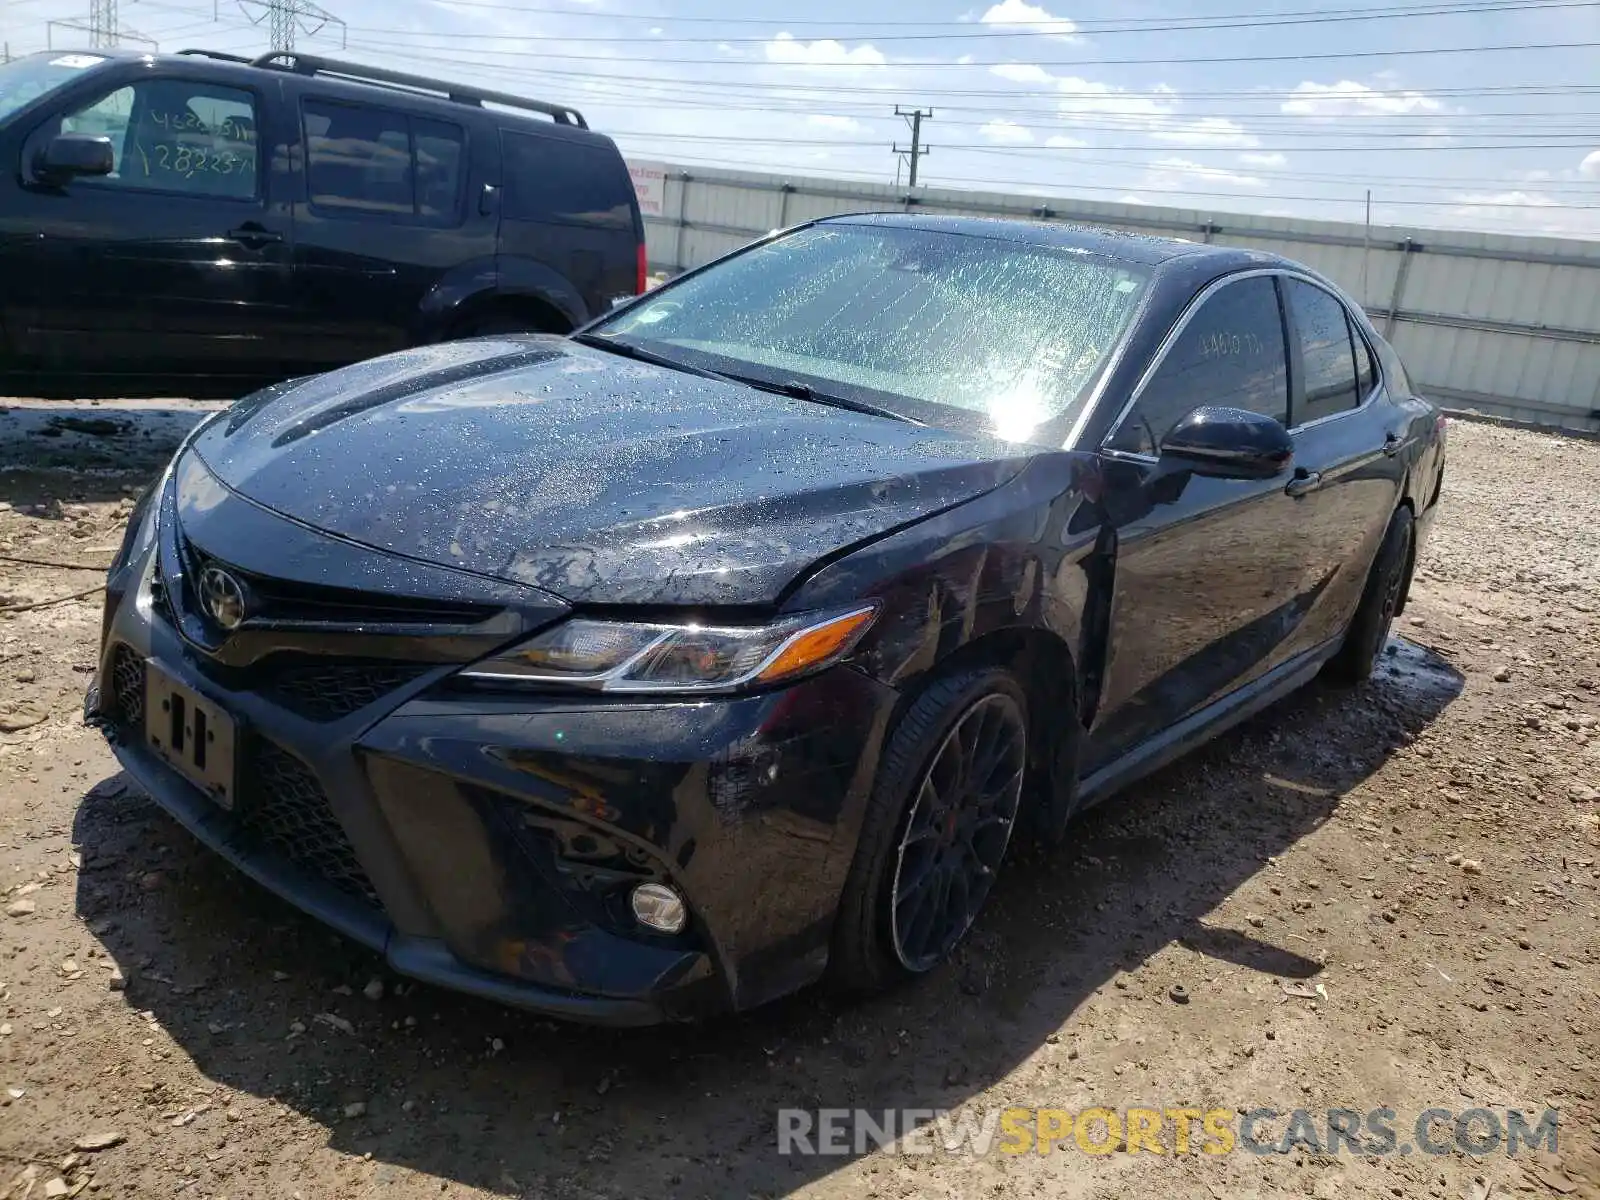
xmin=1285 ymin=277 xmax=1361 ymax=425
xmin=303 ymin=99 xmax=465 ymax=222
xmin=1106 ymin=275 xmax=1289 ymax=456
xmin=501 ymin=129 xmax=633 ymax=229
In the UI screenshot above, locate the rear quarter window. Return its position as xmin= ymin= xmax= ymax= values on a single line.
xmin=501 ymin=129 xmax=634 ymax=230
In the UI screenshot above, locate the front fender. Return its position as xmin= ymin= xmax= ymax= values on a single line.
xmin=787 ymin=452 xmax=1104 ymax=695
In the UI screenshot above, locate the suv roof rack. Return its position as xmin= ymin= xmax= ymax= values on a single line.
xmin=176 ymin=49 xmax=254 ymax=63
xmin=245 ymin=51 xmax=588 ymax=128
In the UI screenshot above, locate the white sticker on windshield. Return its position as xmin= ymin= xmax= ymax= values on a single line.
xmin=49 ymin=54 xmax=105 ymax=68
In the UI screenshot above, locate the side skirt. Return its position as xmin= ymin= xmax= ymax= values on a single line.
xmin=1075 ymin=637 xmax=1342 ymax=811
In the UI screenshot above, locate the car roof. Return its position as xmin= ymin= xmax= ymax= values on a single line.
xmin=822 ymin=211 xmax=1284 ymax=270
xmin=21 ymin=48 xmax=601 ymax=140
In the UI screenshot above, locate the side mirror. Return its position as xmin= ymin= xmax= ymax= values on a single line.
xmin=1159 ymin=405 xmax=1293 ymax=480
xmin=35 ymin=133 xmax=115 ymax=182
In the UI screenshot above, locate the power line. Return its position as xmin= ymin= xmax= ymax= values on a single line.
xmin=592 ymin=130 xmax=1600 ymax=153
xmin=327 ymin=0 xmax=1600 ymax=42
xmin=349 ymin=0 xmax=1600 ymax=26
xmin=333 ymin=38 xmax=1600 ymax=101
xmin=326 ymin=36 xmax=1600 ymax=68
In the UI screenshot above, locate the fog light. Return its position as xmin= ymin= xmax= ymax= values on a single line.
xmin=631 ymin=882 xmax=687 ymax=933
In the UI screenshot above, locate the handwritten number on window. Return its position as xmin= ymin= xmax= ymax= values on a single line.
xmin=1198 ymin=330 xmax=1263 ymax=359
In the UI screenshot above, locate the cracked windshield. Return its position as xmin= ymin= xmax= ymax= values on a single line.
xmin=600 ymin=223 xmax=1147 ymax=442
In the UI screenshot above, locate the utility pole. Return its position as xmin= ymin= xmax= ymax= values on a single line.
xmin=893 ymin=105 xmax=933 ymax=188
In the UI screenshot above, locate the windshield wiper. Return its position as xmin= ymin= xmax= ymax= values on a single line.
xmin=727 ymin=375 xmax=921 ymax=426
xmin=573 ymin=333 xmax=919 ymax=425
xmin=569 ymin=332 xmax=733 ymax=383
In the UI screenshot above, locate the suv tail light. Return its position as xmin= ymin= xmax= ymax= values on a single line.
xmin=636 ymin=241 xmax=648 ymax=294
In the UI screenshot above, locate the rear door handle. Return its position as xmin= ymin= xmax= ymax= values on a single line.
xmin=1382 ymin=431 xmax=1403 ymax=457
xmin=1285 ymin=469 xmax=1323 ymax=498
xmin=227 ymin=223 xmax=283 ymax=249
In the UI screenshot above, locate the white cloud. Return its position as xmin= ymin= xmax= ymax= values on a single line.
xmin=989 ymin=62 xmax=1055 ymax=85
xmin=807 ymin=115 xmax=865 ymax=133
xmin=980 ymin=118 xmax=1034 ymax=143
xmin=1449 ymin=190 xmax=1558 ymax=209
xmin=979 ymin=0 xmax=1080 ymax=40
xmin=1240 ymin=151 xmax=1288 ymax=167
xmin=1146 ymin=157 xmax=1267 ymax=189
xmin=766 ymin=32 xmax=887 ymax=68
xmin=1149 ymin=117 xmax=1260 ymax=149
xmin=647 ymin=26 xmax=662 ymax=36
xmin=1580 ymin=151 xmax=1600 ymax=180
xmin=1056 ymin=77 xmax=1179 ymax=123
xmin=1045 ymin=134 xmax=1086 ymax=148
xmin=1282 ymin=80 xmax=1444 ymax=118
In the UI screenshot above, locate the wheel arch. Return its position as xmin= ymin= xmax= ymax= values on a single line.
xmin=886 ymin=623 xmax=1083 ymax=842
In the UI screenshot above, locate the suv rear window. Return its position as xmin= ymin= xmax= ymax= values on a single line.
xmin=501 ymin=129 xmax=633 ymax=230
xmin=303 ymin=99 xmax=465 ymax=222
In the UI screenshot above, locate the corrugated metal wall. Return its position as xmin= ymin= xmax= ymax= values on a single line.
xmin=631 ymin=159 xmax=1600 ymax=433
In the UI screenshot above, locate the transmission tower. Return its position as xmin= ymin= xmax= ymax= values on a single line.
xmin=46 ymin=0 xmax=156 ymax=51
xmin=236 ymin=0 xmax=346 ymax=53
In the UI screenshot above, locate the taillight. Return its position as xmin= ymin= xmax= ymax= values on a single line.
xmin=636 ymin=241 xmax=648 ymax=294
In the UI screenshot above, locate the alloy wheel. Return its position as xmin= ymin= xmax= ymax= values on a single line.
xmin=889 ymin=693 xmax=1027 ymax=972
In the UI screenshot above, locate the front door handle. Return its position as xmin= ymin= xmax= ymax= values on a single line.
xmin=1382 ymin=431 xmax=1403 ymax=457
xmin=1285 ymin=468 xmax=1323 ymax=498
xmin=227 ymin=223 xmax=283 ymax=249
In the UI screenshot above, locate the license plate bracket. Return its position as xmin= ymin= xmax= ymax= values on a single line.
xmin=144 ymin=661 xmax=238 ymax=811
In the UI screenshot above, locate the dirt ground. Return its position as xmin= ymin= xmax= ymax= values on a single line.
xmin=0 ymin=416 xmax=1595 ymax=1200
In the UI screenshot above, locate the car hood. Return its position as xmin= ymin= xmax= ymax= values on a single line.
xmin=191 ymin=336 xmax=1036 ymax=606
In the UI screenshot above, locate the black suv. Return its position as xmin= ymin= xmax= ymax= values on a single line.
xmin=0 ymin=49 xmax=645 ymax=398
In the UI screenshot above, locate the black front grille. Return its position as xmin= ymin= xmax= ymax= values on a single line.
xmin=179 ymin=536 xmax=494 ymax=628
xmin=240 ymin=741 xmax=383 ymax=910
xmin=109 ymin=644 xmax=145 ymax=729
xmin=266 ymin=663 xmax=427 ymax=722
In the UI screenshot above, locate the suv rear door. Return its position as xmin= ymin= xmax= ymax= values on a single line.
xmin=498 ymin=126 xmax=641 ymax=326
xmin=284 ymin=88 xmax=494 ymax=369
xmin=0 ymin=66 xmax=295 ymax=390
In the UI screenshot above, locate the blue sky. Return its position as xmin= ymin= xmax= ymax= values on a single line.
xmin=5 ymin=0 xmax=1599 ymax=237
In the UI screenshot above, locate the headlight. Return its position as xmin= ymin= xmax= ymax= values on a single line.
xmin=459 ymin=604 xmax=877 ymax=693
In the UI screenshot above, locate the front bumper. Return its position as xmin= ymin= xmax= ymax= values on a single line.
xmin=87 ymin=492 xmax=898 ymax=1024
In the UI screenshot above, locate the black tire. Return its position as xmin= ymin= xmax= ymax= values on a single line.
xmin=1326 ymin=505 xmax=1414 ymax=684
xmin=828 ymin=667 xmax=1028 ymax=994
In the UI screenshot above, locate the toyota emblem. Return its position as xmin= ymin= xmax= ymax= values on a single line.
xmin=198 ymin=565 xmax=248 ymax=631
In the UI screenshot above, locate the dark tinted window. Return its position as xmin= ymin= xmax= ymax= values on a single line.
xmin=1352 ymin=322 xmax=1375 ymax=396
xmin=414 ymin=118 xmax=464 ymax=219
xmin=1107 ymin=275 xmax=1288 ymax=455
xmin=303 ymin=100 xmax=464 ymax=221
xmin=56 ymin=78 xmax=257 ymax=199
xmin=1286 ymin=278 xmax=1360 ymax=425
xmin=502 ymin=130 xmax=633 ymax=229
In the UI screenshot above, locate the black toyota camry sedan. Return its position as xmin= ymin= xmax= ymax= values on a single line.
xmin=87 ymin=214 xmax=1445 ymax=1023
